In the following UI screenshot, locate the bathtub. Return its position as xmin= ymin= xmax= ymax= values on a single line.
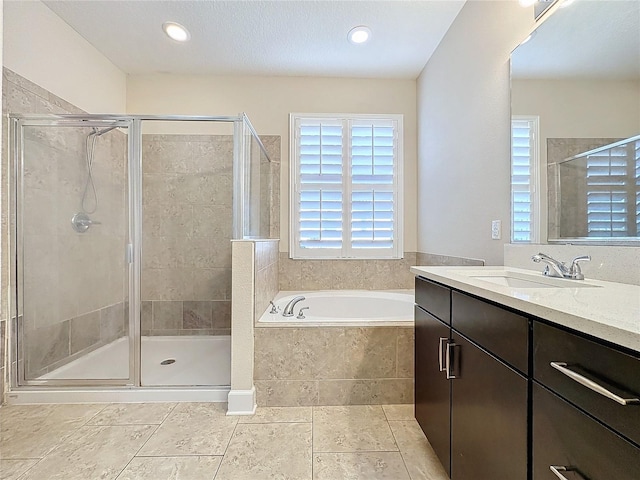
xmin=258 ymin=290 xmax=414 ymax=326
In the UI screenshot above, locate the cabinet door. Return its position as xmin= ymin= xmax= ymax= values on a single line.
xmin=533 ymin=383 xmax=640 ymax=480
xmin=450 ymin=332 xmax=528 ymax=480
xmin=415 ymin=305 xmax=451 ymax=476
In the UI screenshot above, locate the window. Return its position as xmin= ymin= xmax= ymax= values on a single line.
xmin=585 ymin=138 xmax=640 ymax=237
xmin=511 ymin=116 xmax=539 ymax=243
xmin=290 ymin=114 xmax=403 ymax=259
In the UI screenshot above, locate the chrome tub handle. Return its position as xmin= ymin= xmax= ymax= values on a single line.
xmin=550 ymin=362 xmax=640 ymax=406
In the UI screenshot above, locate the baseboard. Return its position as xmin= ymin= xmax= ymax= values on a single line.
xmin=226 ymin=387 xmax=256 ymax=415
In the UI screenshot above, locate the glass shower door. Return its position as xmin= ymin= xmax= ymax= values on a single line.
xmin=13 ymin=118 xmax=135 ymax=385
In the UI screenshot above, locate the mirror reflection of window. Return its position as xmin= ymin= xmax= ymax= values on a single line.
xmin=510 ymin=0 xmax=640 ymax=244
xmin=511 ymin=116 xmax=540 ymax=243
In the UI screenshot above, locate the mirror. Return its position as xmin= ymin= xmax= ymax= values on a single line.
xmin=510 ymin=0 xmax=640 ymax=244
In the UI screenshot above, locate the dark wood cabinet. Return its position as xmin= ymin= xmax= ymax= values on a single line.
xmin=451 ymin=332 xmax=528 ymax=480
xmin=414 ymin=275 xmax=640 ymax=480
xmin=534 ymin=321 xmax=640 ymax=446
xmin=452 ymin=290 xmax=529 ymax=374
xmin=533 ymin=383 xmax=640 ymax=480
xmin=415 ymin=305 xmax=451 ymax=476
xmin=414 ymin=277 xmax=529 ymax=479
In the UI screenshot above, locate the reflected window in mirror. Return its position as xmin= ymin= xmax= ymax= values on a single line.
xmin=511 ymin=116 xmax=540 ymax=243
xmin=510 ymin=0 xmax=640 ymax=244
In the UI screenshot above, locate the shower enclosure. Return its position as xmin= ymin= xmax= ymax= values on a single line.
xmin=8 ymin=114 xmax=272 ymax=399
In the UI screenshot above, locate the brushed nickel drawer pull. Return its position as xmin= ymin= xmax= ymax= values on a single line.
xmin=438 ymin=337 xmax=447 ymax=372
xmin=550 ymin=362 xmax=640 ymax=406
xmin=550 ymin=465 xmax=585 ymax=480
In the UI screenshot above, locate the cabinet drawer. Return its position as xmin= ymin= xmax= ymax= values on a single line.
xmin=415 ymin=277 xmax=450 ymax=324
xmin=534 ymin=321 xmax=640 ymax=445
xmin=533 ymin=383 xmax=640 ymax=480
xmin=452 ymin=291 xmax=529 ymax=374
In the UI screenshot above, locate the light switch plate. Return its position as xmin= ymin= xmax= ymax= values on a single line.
xmin=491 ymin=220 xmax=501 ymax=240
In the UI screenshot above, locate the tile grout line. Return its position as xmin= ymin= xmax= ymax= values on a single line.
xmin=10 ymin=404 xmax=110 ymax=480
xmin=112 ymin=402 xmax=179 ymax=479
xmin=388 ymin=420 xmax=416 ymax=480
xmin=113 ymin=423 xmax=164 ymax=479
xmin=211 ymin=420 xmax=240 ymax=479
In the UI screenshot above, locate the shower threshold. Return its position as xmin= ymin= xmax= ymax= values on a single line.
xmin=8 ymin=336 xmax=231 ymax=405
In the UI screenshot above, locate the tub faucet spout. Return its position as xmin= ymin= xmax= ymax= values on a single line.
xmin=283 ymin=296 xmax=305 ymax=317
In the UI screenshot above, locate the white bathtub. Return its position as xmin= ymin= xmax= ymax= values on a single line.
xmin=258 ymin=290 xmax=414 ymax=326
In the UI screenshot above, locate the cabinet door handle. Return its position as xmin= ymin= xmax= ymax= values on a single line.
xmin=446 ymin=342 xmax=457 ymax=379
xmin=550 ymin=465 xmax=585 ymax=480
xmin=550 ymin=362 xmax=640 ymax=406
xmin=438 ymin=337 xmax=448 ymax=372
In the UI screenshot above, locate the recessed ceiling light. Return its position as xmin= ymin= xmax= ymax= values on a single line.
xmin=162 ymin=22 xmax=191 ymax=42
xmin=348 ymin=26 xmax=371 ymax=45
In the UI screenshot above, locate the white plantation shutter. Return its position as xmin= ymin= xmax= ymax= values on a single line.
xmin=511 ymin=117 xmax=539 ymax=243
xmin=586 ymin=139 xmax=639 ymax=237
xmin=291 ymin=114 xmax=403 ymax=259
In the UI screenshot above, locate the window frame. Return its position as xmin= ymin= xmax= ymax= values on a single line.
xmin=511 ymin=115 xmax=540 ymax=244
xmin=289 ymin=113 xmax=404 ymax=260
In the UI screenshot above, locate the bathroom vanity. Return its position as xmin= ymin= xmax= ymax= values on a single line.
xmin=411 ymin=266 xmax=640 ymax=480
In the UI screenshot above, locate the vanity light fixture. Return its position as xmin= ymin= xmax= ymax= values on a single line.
xmin=348 ymin=26 xmax=372 ymax=45
xmin=162 ymin=21 xmax=191 ymax=42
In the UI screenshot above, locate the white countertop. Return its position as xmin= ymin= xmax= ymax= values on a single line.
xmin=410 ymin=266 xmax=640 ymax=352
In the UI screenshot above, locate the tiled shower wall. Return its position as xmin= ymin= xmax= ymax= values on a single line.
xmin=140 ymin=133 xmax=281 ymax=336
xmin=2 ymin=69 xmax=128 ymax=379
xmin=140 ymin=134 xmax=234 ymax=336
xmin=547 ymin=138 xmax=619 ymax=239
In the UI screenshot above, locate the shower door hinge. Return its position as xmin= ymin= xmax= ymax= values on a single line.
xmin=125 ymin=244 xmax=134 ymax=264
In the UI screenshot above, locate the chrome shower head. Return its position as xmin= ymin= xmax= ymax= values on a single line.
xmin=89 ymin=125 xmax=117 ymax=137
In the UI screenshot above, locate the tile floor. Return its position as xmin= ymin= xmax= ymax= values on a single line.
xmin=0 ymin=402 xmax=449 ymax=480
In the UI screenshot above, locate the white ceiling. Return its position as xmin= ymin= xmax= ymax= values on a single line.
xmin=511 ymin=0 xmax=640 ymax=80
xmin=43 ymin=0 xmax=466 ymax=79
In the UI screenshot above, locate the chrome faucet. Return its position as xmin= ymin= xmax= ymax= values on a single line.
xmin=282 ymin=296 xmax=305 ymax=317
xmin=531 ymin=253 xmax=591 ymax=280
xmin=568 ymin=255 xmax=591 ymax=280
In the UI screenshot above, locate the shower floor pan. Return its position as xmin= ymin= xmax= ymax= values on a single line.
xmin=38 ymin=335 xmax=231 ymax=386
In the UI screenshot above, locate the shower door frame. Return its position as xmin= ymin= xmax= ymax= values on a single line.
xmin=10 ymin=115 xmax=137 ymax=387
xmin=9 ymin=113 xmax=260 ymax=390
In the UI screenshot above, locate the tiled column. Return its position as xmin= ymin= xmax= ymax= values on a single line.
xmin=228 ymin=241 xmax=256 ymax=415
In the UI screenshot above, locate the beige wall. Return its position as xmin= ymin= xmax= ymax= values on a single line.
xmin=3 ymin=0 xmax=126 ymax=113
xmin=126 ymin=74 xmax=418 ymax=254
xmin=416 ymin=0 xmax=534 ymax=265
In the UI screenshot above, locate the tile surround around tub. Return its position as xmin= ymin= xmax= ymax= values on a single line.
xmin=254 ymin=326 xmax=414 ymax=407
xmin=279 ymin=252 xmax=417 ymax=291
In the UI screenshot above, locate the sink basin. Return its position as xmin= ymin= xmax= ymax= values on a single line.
xmin=454 ymin=269 xmax=599 ymax=289
xmin=471 ymin=275 xmax=560 ymax=288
